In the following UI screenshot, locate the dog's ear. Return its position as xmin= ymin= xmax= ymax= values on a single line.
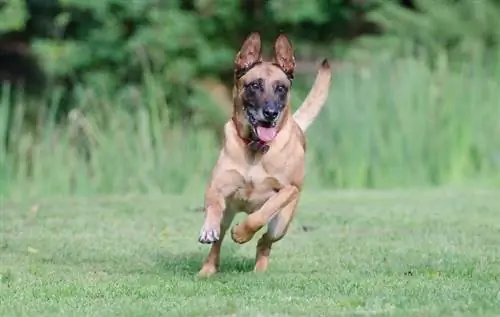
xmin=273 ymin=34 xmax=295 ymax=79
xmin=234 ymin=32 xmax=262 ymax=72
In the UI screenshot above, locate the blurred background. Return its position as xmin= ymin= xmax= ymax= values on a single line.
xmin=1 ymin=0 xmax=500 ymax=199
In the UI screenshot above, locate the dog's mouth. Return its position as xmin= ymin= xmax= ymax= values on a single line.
xmin=245 ymin=107 xmax=279 ymax=142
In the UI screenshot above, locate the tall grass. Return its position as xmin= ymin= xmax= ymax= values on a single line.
xmin=306 ymin=54 xmax=500 ymax=189
xmin=1 ymin=54 xmax=500 ymax=200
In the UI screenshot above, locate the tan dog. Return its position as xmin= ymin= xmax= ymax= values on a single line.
xmin=198 ymin=32 xmax=331 ymax=277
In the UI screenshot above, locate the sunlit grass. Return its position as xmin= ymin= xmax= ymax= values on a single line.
xmin=1 ymin=190 xmax=499 ymax=316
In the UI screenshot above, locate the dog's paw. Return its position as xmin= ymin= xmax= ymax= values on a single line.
xmin=254 ymin=256 xmax=269 ymax=273
xmin=231 ymin=223 xmax=255 ymax=244
xmin=198 ymin=264 xmax=217 ymax=278
xmin=198 ymin=225 xmax=220 ymax=244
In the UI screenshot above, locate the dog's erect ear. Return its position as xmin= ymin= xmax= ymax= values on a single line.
xmin=273 ymin=34 xmax=295 ymax=79
xmin=234 ymin=32 xmax=262 ymax=72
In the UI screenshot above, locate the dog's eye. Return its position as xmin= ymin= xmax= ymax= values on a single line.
xmin=275 ymin=85 xmax=287 ymax=94
xmin=249 ymin=82 xmax=260 ymax=90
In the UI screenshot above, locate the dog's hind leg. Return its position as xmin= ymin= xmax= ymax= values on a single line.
xmin=254 ymin=197 xmax=299 ymax=272
xmin=198 ymin=208 xmax=236 ymax=278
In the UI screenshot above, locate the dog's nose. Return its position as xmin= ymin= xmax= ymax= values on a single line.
xmin=263 ymin=106 xmax=279 ymax=121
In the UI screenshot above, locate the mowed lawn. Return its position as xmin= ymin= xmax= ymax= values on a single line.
xmin=1 ymin=189 xmax=500 ymax=317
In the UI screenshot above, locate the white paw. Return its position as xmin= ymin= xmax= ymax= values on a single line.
xmin=198 ymin=226 xmax=220 ymax=244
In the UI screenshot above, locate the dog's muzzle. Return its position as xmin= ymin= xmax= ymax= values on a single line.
xmin=262 ymin=101 xmax=282 ymax=125
xmin=246 ymin=101 xmax=281 ymax=127
xmin=244 ymin=106 xmax=279 ymax=136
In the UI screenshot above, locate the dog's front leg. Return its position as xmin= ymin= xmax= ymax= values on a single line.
xmin=198 ymin=169 xmax=242 ymax=278
xmin=198 ymin=170 xmax=242 ymax=244
xmin=231 ymin=185 xmax=299 ymax=244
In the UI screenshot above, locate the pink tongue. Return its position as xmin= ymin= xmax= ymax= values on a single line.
xmin=256 ymin=126 xmax=277 ymax=142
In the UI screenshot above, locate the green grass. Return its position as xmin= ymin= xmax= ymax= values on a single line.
xmin=1 ymin=54 xmax=500 ymax=200
xmin=1 ymin=189 xmax=500 ymax=316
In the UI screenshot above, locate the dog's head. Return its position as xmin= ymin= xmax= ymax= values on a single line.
xmin=232 ymin=32 xmax=295 ymax=143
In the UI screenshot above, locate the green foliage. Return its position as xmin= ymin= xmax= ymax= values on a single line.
xmin=0 ymin=0 xmax=27 ymax=32
xmin=18 ymin=0 xmax=367 ymax=124
xmin=354 ymin=0 xmax=500 ymax=65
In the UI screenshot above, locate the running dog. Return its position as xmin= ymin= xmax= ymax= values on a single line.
xmin=197 ymin=32 xmax=332 ymax=277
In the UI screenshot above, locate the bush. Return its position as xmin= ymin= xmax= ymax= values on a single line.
xmin=352 ymin=0 xmax=500 ymax=68
xmin=1 ymin=0 xmax=374 ymax=119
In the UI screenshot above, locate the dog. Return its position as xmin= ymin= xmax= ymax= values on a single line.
xmin=197 ymin=32 xmax=331 ymax=277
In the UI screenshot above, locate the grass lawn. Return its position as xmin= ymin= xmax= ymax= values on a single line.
xmin=1 ymin=189 xmax=500 ymax=316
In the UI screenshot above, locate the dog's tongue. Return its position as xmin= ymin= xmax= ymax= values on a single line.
xmin=256 ymin=126 xmax=277 ymax=142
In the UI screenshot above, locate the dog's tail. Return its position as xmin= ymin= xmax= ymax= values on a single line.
xmin=293 ymin=59 xmax=332 ymax=132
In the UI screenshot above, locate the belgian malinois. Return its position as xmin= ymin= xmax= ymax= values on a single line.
xmin=197 ymin=32 xmax=331 ymax=277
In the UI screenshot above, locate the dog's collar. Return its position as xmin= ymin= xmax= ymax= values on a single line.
xmin=235 ymin=61 xmax=294 ymax=83
xmin=231 ymin=116 xmax=270 ymax=153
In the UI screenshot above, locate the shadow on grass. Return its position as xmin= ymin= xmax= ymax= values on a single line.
xmin=155 ymin=251 xmax=255 ymax=276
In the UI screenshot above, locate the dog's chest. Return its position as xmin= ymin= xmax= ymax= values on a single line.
xmin=232 ymin=162 xmax=284 ymax=209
